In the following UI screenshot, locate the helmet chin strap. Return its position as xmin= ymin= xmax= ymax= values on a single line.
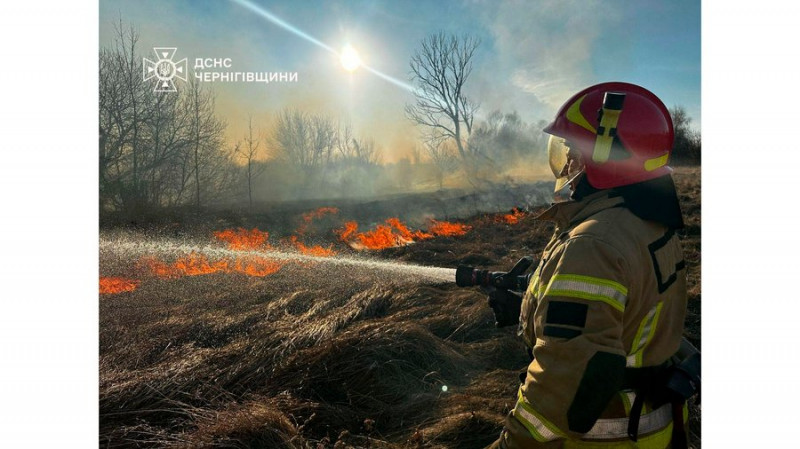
xmin=554 ymin=169 xmax=587 ymax=201
xmin=565 ymin=169 xmax=585 ymax=192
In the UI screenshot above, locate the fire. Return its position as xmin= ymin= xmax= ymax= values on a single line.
xmin=213 ymin=228 xmax=271 ymax=250
xmin=354 ymin=222 xmax=413 ymax=249
xmin=337 ymin=221 xmax=359 ymax=242
xmin=100 ymin=277 xmax=139 ymax=294
xmin=289 ymin=235 xmax=336 ymax=257
xmin=337 ymin=217 xmax=470 ymax=250
xmin=140 ymin=252 xmax=283 ymax=278
xmin=499 ymin=207 xmax=526 ymax=225
xmin=337 ymin=219 xmax=411 ymax=250
xmin=428 ymin=219 xmax=471 ymax=237
xmin=386 ymin=217 xmax=433 ymax=241
xmin=173 ymin=252 xmax=231 ymax=276
xmin=234 ymin=257 xmax=284 ymax=277
xmin=297 ymin=207 xmax=339 ymax=235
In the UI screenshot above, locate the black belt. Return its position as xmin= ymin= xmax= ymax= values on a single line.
xmin=622 ymin=362 xmax=688 ymax=449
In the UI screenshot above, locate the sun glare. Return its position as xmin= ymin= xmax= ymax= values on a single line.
xmin=340 ymin=44 xmax=361 ymax=72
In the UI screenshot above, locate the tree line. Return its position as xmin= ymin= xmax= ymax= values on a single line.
xmin=99 ymin=23 xmax=384 ymax=219
xmin=99 ymin=24 xmax=230 ymax=216
xmin=99 ymin=25 xmax=700 ymax=221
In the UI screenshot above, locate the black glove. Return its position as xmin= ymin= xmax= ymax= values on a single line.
xmin=487 ymin=289 xmax=522 ymax=328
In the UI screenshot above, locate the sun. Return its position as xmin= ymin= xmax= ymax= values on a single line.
xmin=340 ymin=44 xmax=362 ymax=72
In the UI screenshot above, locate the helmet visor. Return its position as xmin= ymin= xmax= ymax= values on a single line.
xmin=547 ymin=135 xmax=584 ymax=192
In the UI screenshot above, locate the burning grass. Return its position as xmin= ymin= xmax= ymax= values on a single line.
xmin=288 ymin=235 xmax=336 ymax=257
xmin=498 ymin=207 xmax=526 ymax=225
xmin=100 ymin=277 xmax=139 ymax=294
xmin=337 ymin=217 xmax=471 ymax=250
xmin=139 ymin=253 xmax=284 ymax=279
xmin=100 ymin=170 xmax=701 ymax=448
xmin=297 ymin=206 xmax=340 ymax=236
xmin=213 ymin=228 xmax=272 ymax=250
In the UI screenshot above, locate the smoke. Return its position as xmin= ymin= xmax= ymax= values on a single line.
xmin=468 ymin=0 xmax=626 ymax=116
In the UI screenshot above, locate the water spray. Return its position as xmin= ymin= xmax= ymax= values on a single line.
xmin=100 ymin=235 xmax=455 ymax=284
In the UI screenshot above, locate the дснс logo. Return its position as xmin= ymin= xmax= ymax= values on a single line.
xmin=143 ymin=47 xmax=187 ymax=92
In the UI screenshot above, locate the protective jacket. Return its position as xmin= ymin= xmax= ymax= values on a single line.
xmin=501 ymin=189 xmax=687 ymax=448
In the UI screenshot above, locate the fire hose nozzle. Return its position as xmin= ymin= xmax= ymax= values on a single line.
xmin=455 ymin=256 xmax=534 ymax=291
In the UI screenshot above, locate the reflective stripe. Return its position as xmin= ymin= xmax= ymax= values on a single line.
xmin=526 ymin=274 xmax=543 ymax=298
xmin=564 ymin=420 xmax=673 ymax=449
xmin=514 ymin=388 xmax=673 ymax=443
xmin=545 ymin=274 xmax=628 ymax=312
xmin=644 ymin=153 xmax=670 ymax=172
xmin=627 ymin=302 xmax=664 ymax=367
xmin=512 ymin=389 xmax=564 ymax=442
xmin=566 ymin=94 xmax=598 ymax=134
xmin=584 ymin=403 xmax=673 ymax=440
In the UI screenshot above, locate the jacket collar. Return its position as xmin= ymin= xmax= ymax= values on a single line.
xmin=535 ymin=190 xmax=625 ymax=230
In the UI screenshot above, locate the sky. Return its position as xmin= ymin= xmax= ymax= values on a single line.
xmin=99 ymin=0 xmax=701 ymax=163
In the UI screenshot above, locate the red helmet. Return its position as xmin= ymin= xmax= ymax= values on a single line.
xmin=544 ymin=82 xmax=674 ymax=189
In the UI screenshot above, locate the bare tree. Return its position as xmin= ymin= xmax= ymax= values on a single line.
xmin=423 ymin=138 xmax=460 ymax=189
xmin=271 ymin=109 xmax=337 ymax=181
xmin=185 ymin=79 xmax=227 ymax=209
xmin=99 ymin=21 xmax=149 ymax=212
xmin=405 ymin=32 xmax=480 ymax=162
xmin=99 ymin=21 xmax=234 ymax=217
xmin=349 ymin=137 xmax=381 ymax=165
xmin=117 ymin=22 xmax=149 ymax=210
xmin=669 ymin=106 xmax=701 ymax=164
xmin=236 ymin=115 xmax=266 ymax=210
xmin=335 ymin=122 xmax=381 ymax=166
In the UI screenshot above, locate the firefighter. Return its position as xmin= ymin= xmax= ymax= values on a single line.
xmin=487 ymin=82 xmax=689 ymax=448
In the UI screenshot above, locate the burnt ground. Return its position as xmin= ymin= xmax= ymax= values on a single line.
xmin=99 ymin=166 xmax=701 ymax=448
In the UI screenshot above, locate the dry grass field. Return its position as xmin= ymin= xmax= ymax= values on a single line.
xmin=100 ymin=167 xmax=700 ymax=448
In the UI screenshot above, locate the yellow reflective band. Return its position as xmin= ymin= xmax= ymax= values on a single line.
xmin=566 ymin=95 xmax=597 ymax=134
xmin=644 ymin=153 xmax=670 ymax=171
xmin=619 ymin=390 xmax=634 ymax=416
xmin=592 ymin=108 xmax=623 ymax=163
xmin=627 ymin=302 xmax=664 ymax=367
xmin=513 ymin=388 xmax=565 ymax=442
xmin=526 ymin=274 xmax=540 ymax=296
xmin=545 ymin=274 xmax=628 ymax=312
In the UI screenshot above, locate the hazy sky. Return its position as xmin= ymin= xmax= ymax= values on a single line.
xmin=99 ymin=0 xmax=701 ymax=163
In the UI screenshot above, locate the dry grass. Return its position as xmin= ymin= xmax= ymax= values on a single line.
xmin=100 ymin=168 xmax=701 ymax=448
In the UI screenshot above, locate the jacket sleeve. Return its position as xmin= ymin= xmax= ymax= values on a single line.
xmin=517 ymin=234 xmax=629 ymax=439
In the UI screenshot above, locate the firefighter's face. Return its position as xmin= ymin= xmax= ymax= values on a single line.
xmin=560 ymin=142 xmax=585 ymax=190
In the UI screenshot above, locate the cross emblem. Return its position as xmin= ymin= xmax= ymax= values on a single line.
xmin=143 ymin=48 xmax=187 ymax=92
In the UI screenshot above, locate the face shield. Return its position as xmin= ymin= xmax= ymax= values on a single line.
xmin=547 ymin=135 xmax=585 ymax=193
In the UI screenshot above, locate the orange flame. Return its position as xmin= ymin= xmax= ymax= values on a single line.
xmin=428 ymin=219 xmax=471 ymax=237
xmin=337 ymin=217 xmax=469 ymax=250
xmin=499 ymin=208 xmax=526 ymax=225
xmin=100 ymin=277 xmax=139 ymax=294
xmin=297 ymin=207 xmax=339 ymax=235
xmin=173 ymin=252 xmax=230 ymax=276
xmin=140 ymin=252 xmax=283 ymax=278
xmin=386 ymin=217 xmax=433 ymax=241
xmin=337 ymin=221 xmax=359 ymax=242
xmin=289 ymin=235 xmax=336 ymax=257
xmin=355 ymin=223 xmax=412 ymax=249
xmin=233 ymin=257 xmax=284 ymax=277
xmin=213 ymin=228 xmax=271 ymax=250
